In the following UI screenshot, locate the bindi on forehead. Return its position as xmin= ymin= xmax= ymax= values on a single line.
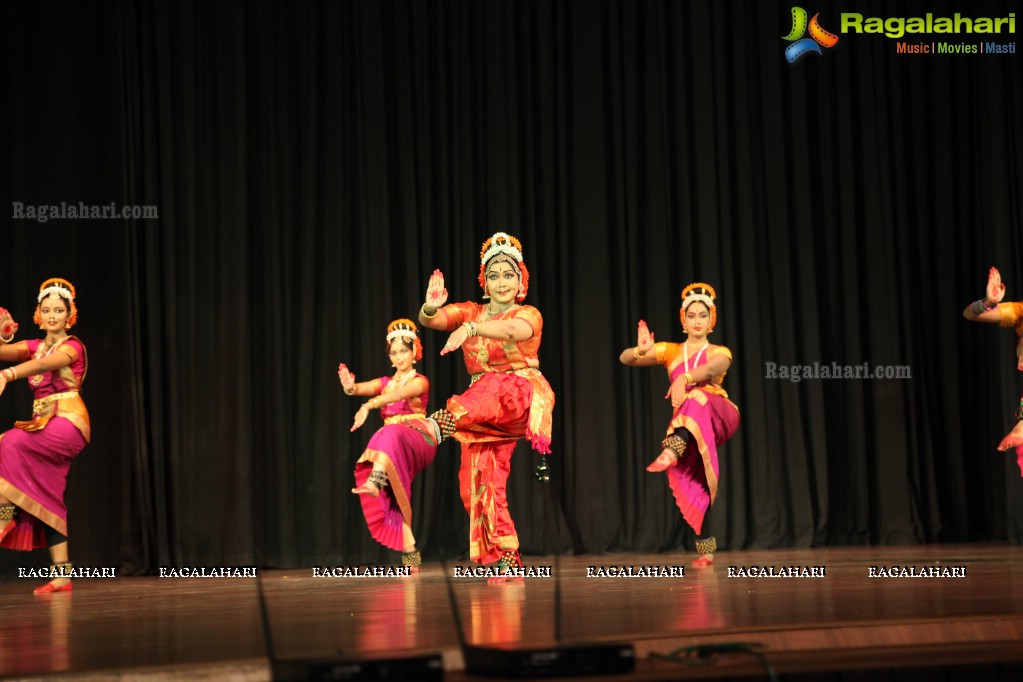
xmin=488 ymin=262 xmax=517 ymax=275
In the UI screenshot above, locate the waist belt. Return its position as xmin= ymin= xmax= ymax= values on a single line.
xmin=33 ymin=390 xmax=80 ymax=415
xmin=469 ymin=367 xmax=540 ymax=386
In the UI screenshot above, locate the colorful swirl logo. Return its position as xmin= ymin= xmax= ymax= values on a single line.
xmin=782 ymin=7 xmax=839 ymax=63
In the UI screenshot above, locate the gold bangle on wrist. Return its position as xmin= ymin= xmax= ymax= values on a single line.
xmin=420 ymin=303 xmax=438 ymax=319
xmin=632 ymin=347 xmax=646 ymax=359
xmin=0 ymin=332 xmax=13 ymax=344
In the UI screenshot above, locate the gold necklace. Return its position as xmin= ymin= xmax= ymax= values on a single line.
xmin=29 ymin=336 xmax=70 ymax=387
xmin=485 ymin=303 xmax=516 ymax=320
xmin=388 ymin=369 xmax=416 ymax=392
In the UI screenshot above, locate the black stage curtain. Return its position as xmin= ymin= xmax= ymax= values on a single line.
xmin=2 ymin=0 xmax=1021 ymax=574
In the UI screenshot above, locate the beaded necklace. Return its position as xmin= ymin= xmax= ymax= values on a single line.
xmin=683 ymin=341 xmax=709 ymax=376
xmin=386 ymin=369 xmax=417 ymax=394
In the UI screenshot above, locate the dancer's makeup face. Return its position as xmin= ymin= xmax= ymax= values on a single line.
xmin=389 ymin=339 xmax=414 ymax=371
xmin=39 ymin=295 xmax=69 ymax=334
xmin=684 ymin=302 xmax=710 ymax=337
xmin=486 ymin=261 xmax=520 ymax=304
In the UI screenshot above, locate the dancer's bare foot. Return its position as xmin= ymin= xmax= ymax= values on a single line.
xmin=997 ymin=421 xmax=1023 ymax=451
xmin=646 ymin=448 xmax=679 ymax=473
xmin=33 ymin=578 xmax=72 ymax=595
xmin=34 ymin=561 xmax=73 ymax=594
xmin=488 ymin=550 xmax=525 ymax=585
xmin=352 ymin=470 xmax=387 ymax=497
xmin=351 ymin=480 xmax=381 ymax=497
xmin=692 ymin=554 xmax=713 ymax=568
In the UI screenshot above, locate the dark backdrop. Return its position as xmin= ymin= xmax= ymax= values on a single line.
xmin=2 ymin=0 xmax=1021 ymax=574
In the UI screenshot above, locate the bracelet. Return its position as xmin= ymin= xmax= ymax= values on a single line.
xmin=0 ymin=331 xmax=13 ymax=344
xmin=420 ymin=303 xmax=438 ymax=319
xmin=0 ymin=368 xmax=15 ymax=382
xmin=985 ymin=298 xmax=998 ymax=311
xmin=970 ymin=299 xmax=987 ymax=315
xmin=463 ymin=321 xmax=478 ymax=337
xmin=344 ymin=385 xmax=356 ymax=396
xmin=632 ymin=347 xmax=646 ymax=359
xmin=365 ymin=397 xmax=382 ymax=410
xmin=682 ymin=372 xmax=693 ymax=385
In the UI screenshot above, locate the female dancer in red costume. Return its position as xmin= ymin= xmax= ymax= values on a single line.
xmin=620 ymin=283 xmax=739 ymax=567
xmin=0 ymin=278 xmax=90 ymax=593
xmin=339 ymin=319 xmax=437 ymax=572
xmin=962 ymin=267 xmax=1023 ymax=473
xmin=418 ymin=232 xmax=554 ymax=575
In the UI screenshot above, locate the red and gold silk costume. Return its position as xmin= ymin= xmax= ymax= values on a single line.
xmin=435 ymin=301 xmax=554 ymax=563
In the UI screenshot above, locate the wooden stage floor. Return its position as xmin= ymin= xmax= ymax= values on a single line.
xmin=2 ymin=544 xmax=1023 ymax=680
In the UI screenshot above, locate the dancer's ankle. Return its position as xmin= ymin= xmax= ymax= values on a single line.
xmin=693 ymin=537 xmax=716 ymax=568
xmin=401 ymin=549 xmax=422 ymax=574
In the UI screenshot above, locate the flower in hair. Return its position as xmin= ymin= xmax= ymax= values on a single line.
xmin=33 ymin=277 xmax=79 ymax=329
xmin=477 ymin=232 xmax=530 ymax=300
xmin=679 ymin=282 xmax=717 ymax=330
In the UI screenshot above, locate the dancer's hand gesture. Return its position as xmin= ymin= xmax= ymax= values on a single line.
xmin=0 ymin=308 xmax=18 ymax=342
xmin=441 ymin=324 xmax=470 ymax=356
xmin=351 ymin=404 xmax=370 ymax=432
xmin=636 ymin=319 xmax=655 ymax=355
xmin=425 ymin=269 xmax=448 ymax=310
xmin=338 ymin=363 xmax=356 ymax=394
xmin=986 ymin=267 xmax=1006 ymax=305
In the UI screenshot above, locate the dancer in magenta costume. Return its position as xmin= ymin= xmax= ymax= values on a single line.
xmin=962 ymin=266 xmax=1023 ymax=474
xmin=339 ymin=319 xmax=437 ymax=572
xmin=620 ymin=282 xmax=739 ymax=567
xmin=0 ymin=278 xmax=90 ymax=594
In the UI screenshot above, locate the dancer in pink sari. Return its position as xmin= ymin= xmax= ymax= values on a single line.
xmin=962 ymin=267 xmax=1023 ymax=474
xmin=620 ymin=283 xmax=739 ymax=567
xmin=0 ymin=278 xmax=90 ymax=593
xmin=339 ymin=319 xmax=437 ymax=572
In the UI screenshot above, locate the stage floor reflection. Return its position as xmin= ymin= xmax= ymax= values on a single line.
xmin=2 ymin=544 xmax=1022 ymax=679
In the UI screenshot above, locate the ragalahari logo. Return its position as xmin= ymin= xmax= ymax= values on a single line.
xmin=783 ymin=7 xmax=839 ymax=63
